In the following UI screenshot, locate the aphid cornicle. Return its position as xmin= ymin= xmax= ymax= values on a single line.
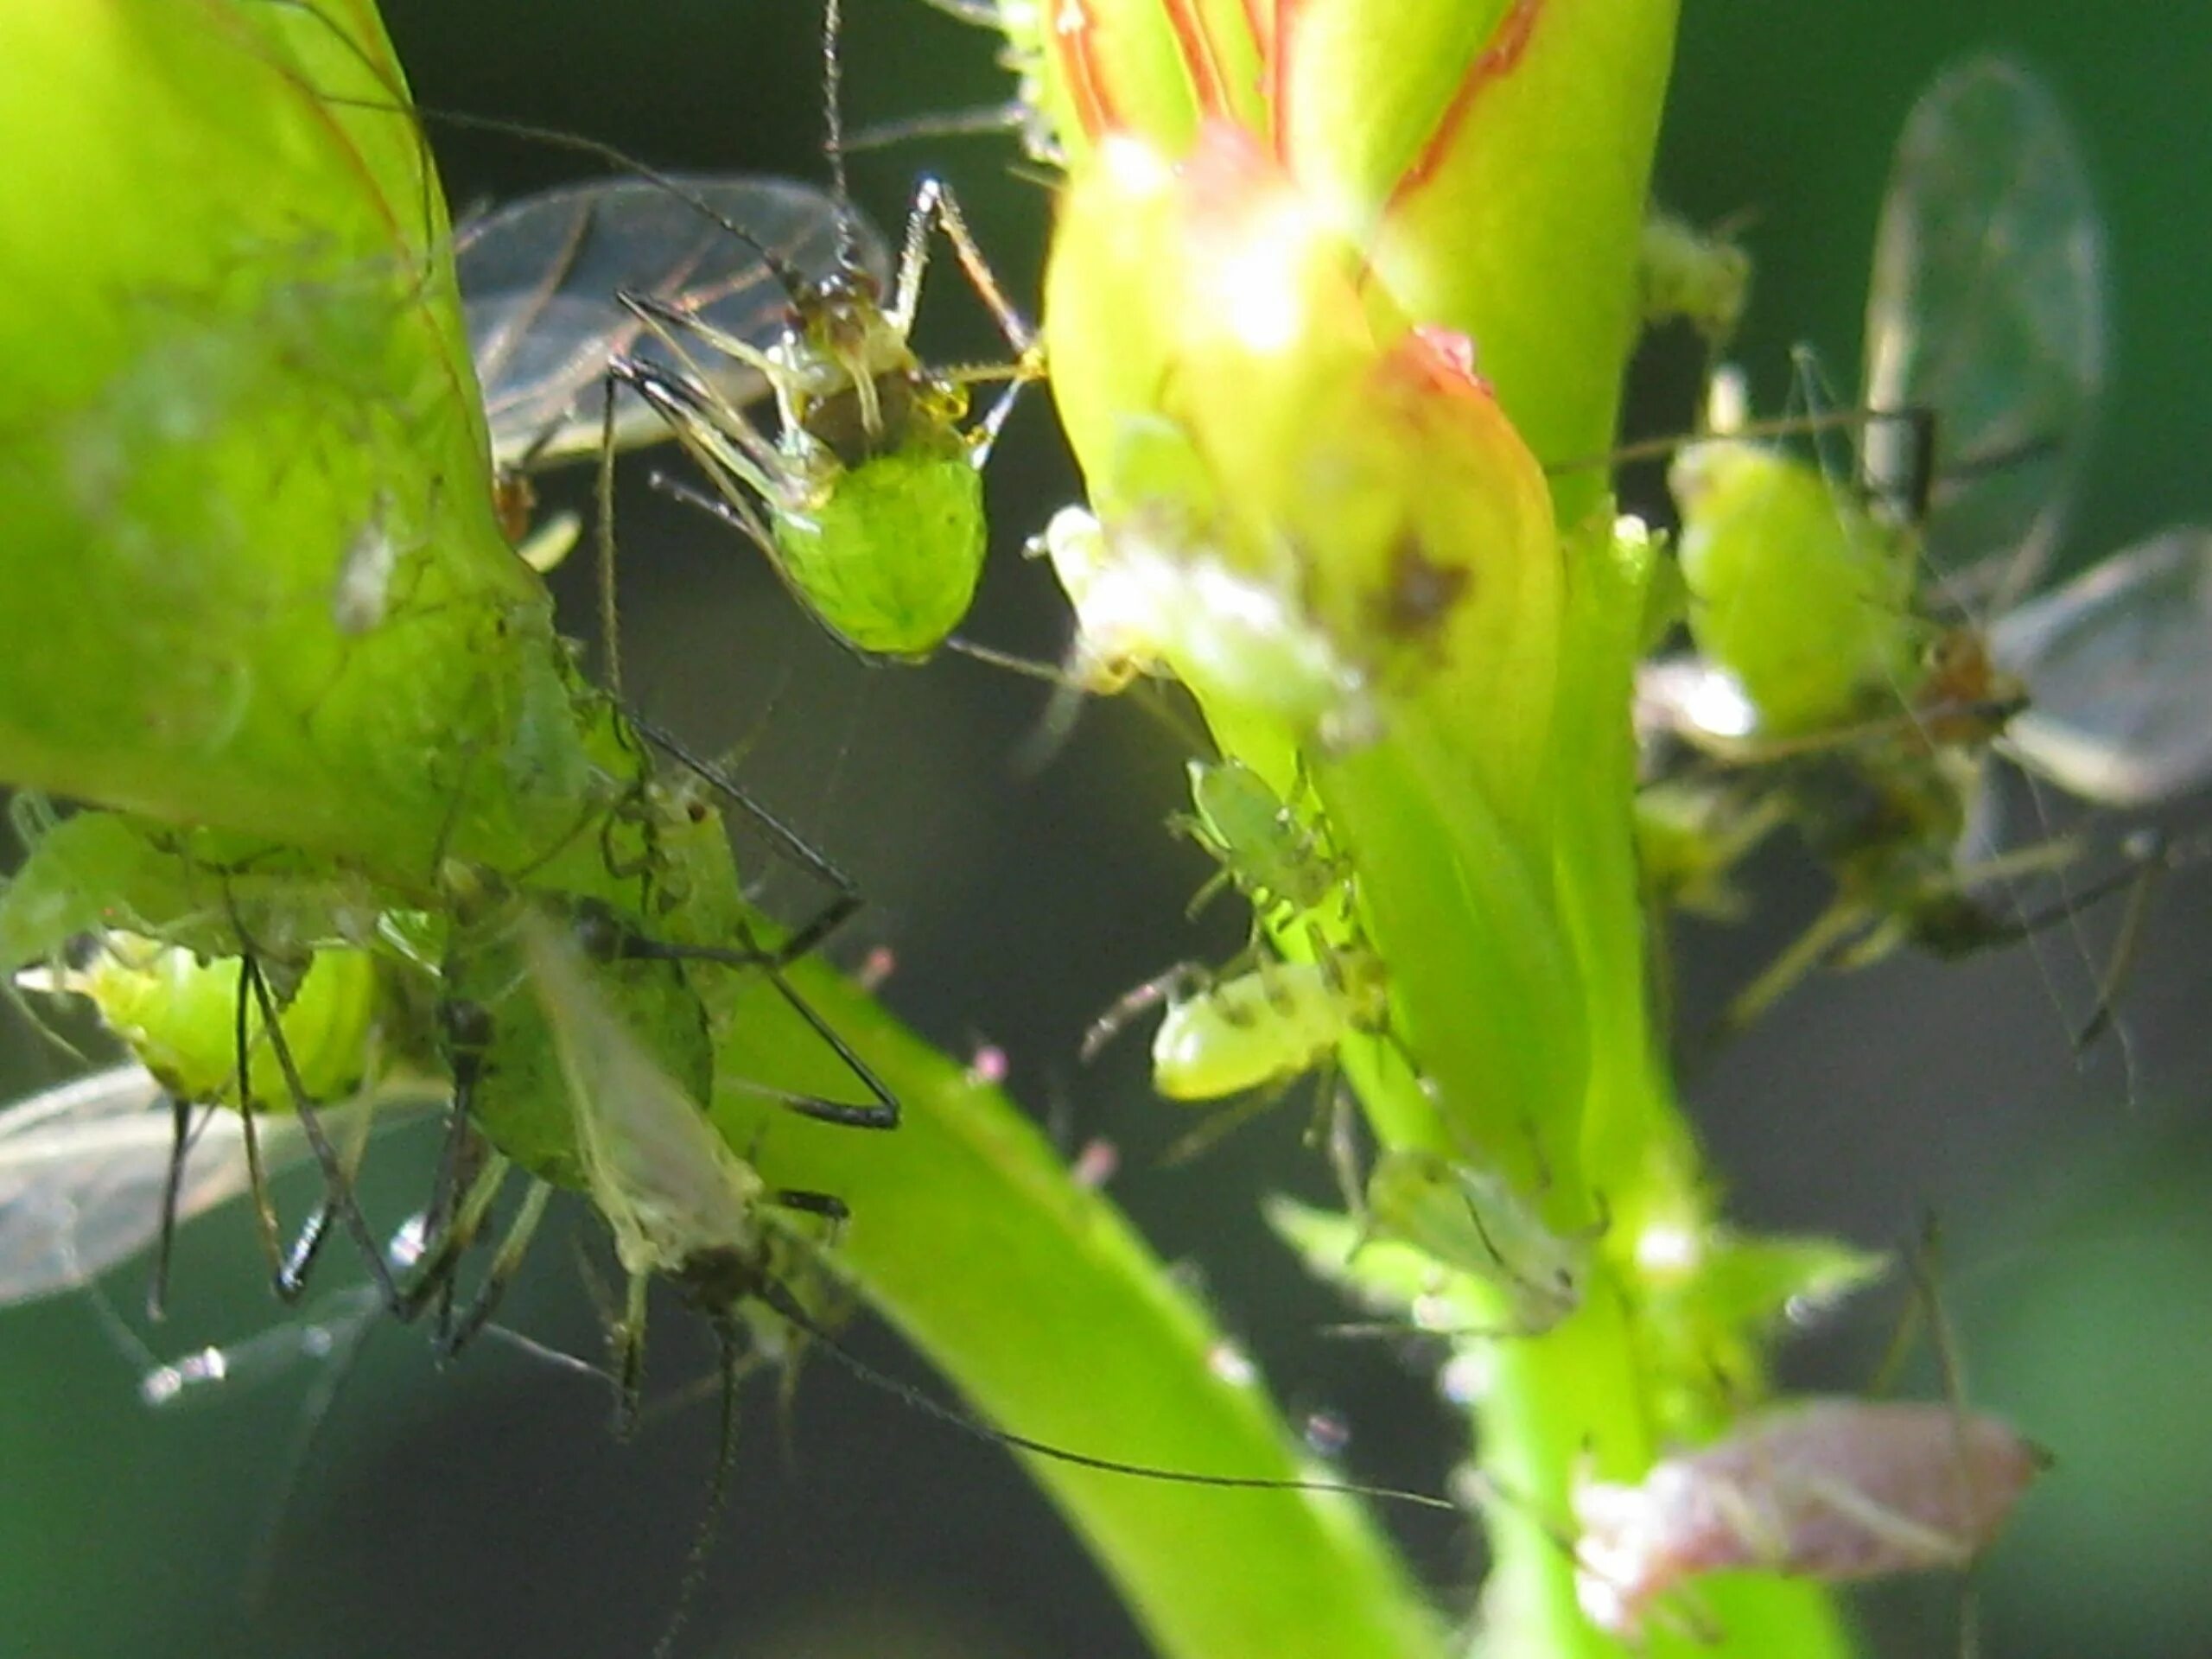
xmin=1573 ymin=1398 xmax=2048 ymax=1638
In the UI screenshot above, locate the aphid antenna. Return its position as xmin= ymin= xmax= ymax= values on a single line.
xmin=747 ymin=1273 xmax=1462 ymax=1514
xmin=620 ymin=709 xmax=866 ymax=958
xmin=842 ymin=101 xmax=1031 ymax=156
xmin=645 ymin=1323 xmax=765 ymax=1659
xmin=1551 ymin=404 xmax=1940 ymax=521
xmin=820 ymin=0 xmax=864 ymax=276
xmin=1159 ymin=1075 xmax=1303 ymax=1171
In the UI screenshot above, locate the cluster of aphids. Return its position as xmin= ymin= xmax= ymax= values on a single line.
xmin=0 ymin=0 xmax=1064 ymax=1521
xmin=3 ymin=0 xmax=2191 ymax=1645
xmin=1629 ymin=58 xmax=2212 ymax=1043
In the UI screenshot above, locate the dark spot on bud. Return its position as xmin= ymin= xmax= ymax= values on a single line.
xmin=1373 ymin=535 xmax=1471 ymax=651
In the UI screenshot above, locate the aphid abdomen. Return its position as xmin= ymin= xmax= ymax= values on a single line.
xmin=1575 ymin=1399 xmax=2045 ymax=1636
xmin=1149 ymin=963 xmax=1348 ymax=1099
xmin=61 ymin=939 xmax=383 ymax=1115
xmin=442 ymin=908 xmax=714 ymax=1194
xmin=771 ymin=439 xmax=987 ymax=659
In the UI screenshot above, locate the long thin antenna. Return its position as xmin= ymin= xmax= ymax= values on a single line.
xmin=823 ymin=0 xmax=861 ymax=271
xmin=756 ymin=1279 xmax=1458 ymax=1513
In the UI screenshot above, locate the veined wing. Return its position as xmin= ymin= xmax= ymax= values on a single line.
xmin=1992 ymin=527 xmax=2212 ymax=806
xmin=460 ymin=175 xmax=888 ymax=468
xmin=0 ymin=1066 xmax=431 ymax=1306
xmin=1862 ymin=57 xmax=2108 ymax=607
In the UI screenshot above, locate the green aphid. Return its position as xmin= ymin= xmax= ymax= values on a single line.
xmin=33 ymin=937 xmax=387 ymax=1114
xmin=1084 ymin=947 xmax=1389 ymax=1104
xmin=1361 ymin=1148 xmax=1591 ymax=1337
xmin=609 ymin=0 xmax=1042 ymax=664
xmin=1671 ymin=435 xmax=1922 ymax=739
xmin=1172 ymin=758 xmax=1350 ymax=926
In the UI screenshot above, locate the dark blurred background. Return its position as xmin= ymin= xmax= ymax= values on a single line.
xmin=3 ymin=3 xmax=2209 ymax=1656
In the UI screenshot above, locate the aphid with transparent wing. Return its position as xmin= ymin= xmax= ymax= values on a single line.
xmin=457 ymin=171 xmax=887 ymax=570
xmin=1643 ymin=58 xmax=2212 ymax=1033
xmin=1659 ymin=56 xmax=2110 ymax=745
xmin=611 ymin=0 xmax=1044 ymax=663
xmin=516 ymin=906 xmax=1460 ymax=1572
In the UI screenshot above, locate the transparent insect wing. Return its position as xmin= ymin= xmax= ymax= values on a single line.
xmin=1862 ymin=56 xmax=2109 ymax=604
xmin=0 ymin=1067 xmax=296 ymax=1306
xmin=518 ymin=913 xmax=764 ymax=1280
xmin=458 ymin=175 xmax=889 ymax=469
xmin=1989 ymin=526 xmax=2212 ymax=805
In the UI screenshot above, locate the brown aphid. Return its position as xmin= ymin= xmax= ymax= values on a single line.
xmin=1573 ymin=1398 xmax=2049 ymax=1637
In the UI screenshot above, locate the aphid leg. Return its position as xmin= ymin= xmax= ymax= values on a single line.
xmin=1713 ymin=893 xmax=1877 ymax=1042
xmin=770 ymin=1186 xmax=851 ymax=1239
xmin=415 ymin=1099 xmax=487 ymax=1334
xmin=965 ymin=369 xmax=1033 ymax=470
xmin=232 ymin=959 xmax=301 ymax=1303
xmin=396 ymin=1151 xmax=516 ymax=1330
xmin=646 ymin=1317 xmax=748 ymax=1659
xmin=439 ymin=1179 xmax=553 ymax=1358
xmin=1160 ymin=1077 xmax=1295 ymax=1168
xmin=650 ymin=465 xmax=783 ymax=554
xmin=147 ymin=1091 xmax=198 ymax=1319
xmin=238 ymin=955 xmax=404 ymax=1311
xmin=275 ymin=1200 xmax=338 ymax=1302
xmin=615 ymin=915 xmax=900 ymax=1129
xmin=887 ymin=176 xmax=1038 ymax=360
xmin=2072 ymin=831 xmax=2168 ymax=1051
xmin=1079 ymin=962 xmax=1207 ymax=1064
xmin=611 ymin=357 xmax=792 ymax=547
xmin=618 ymin=289 xmax=785 ymax=386
xmin=611 ymin=1269 xmax=652 ymax=1440
xmin=595 ymin=378 xmax=625 ymax=697
xmin=1181 ymin=868 xmax=1235 ymax=922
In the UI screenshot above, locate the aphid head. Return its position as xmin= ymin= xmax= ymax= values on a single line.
xmin=793 ymin=264 xmax=892 ymax=370
xmin=674 ymin=1242 xmax=773 ymax=1313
